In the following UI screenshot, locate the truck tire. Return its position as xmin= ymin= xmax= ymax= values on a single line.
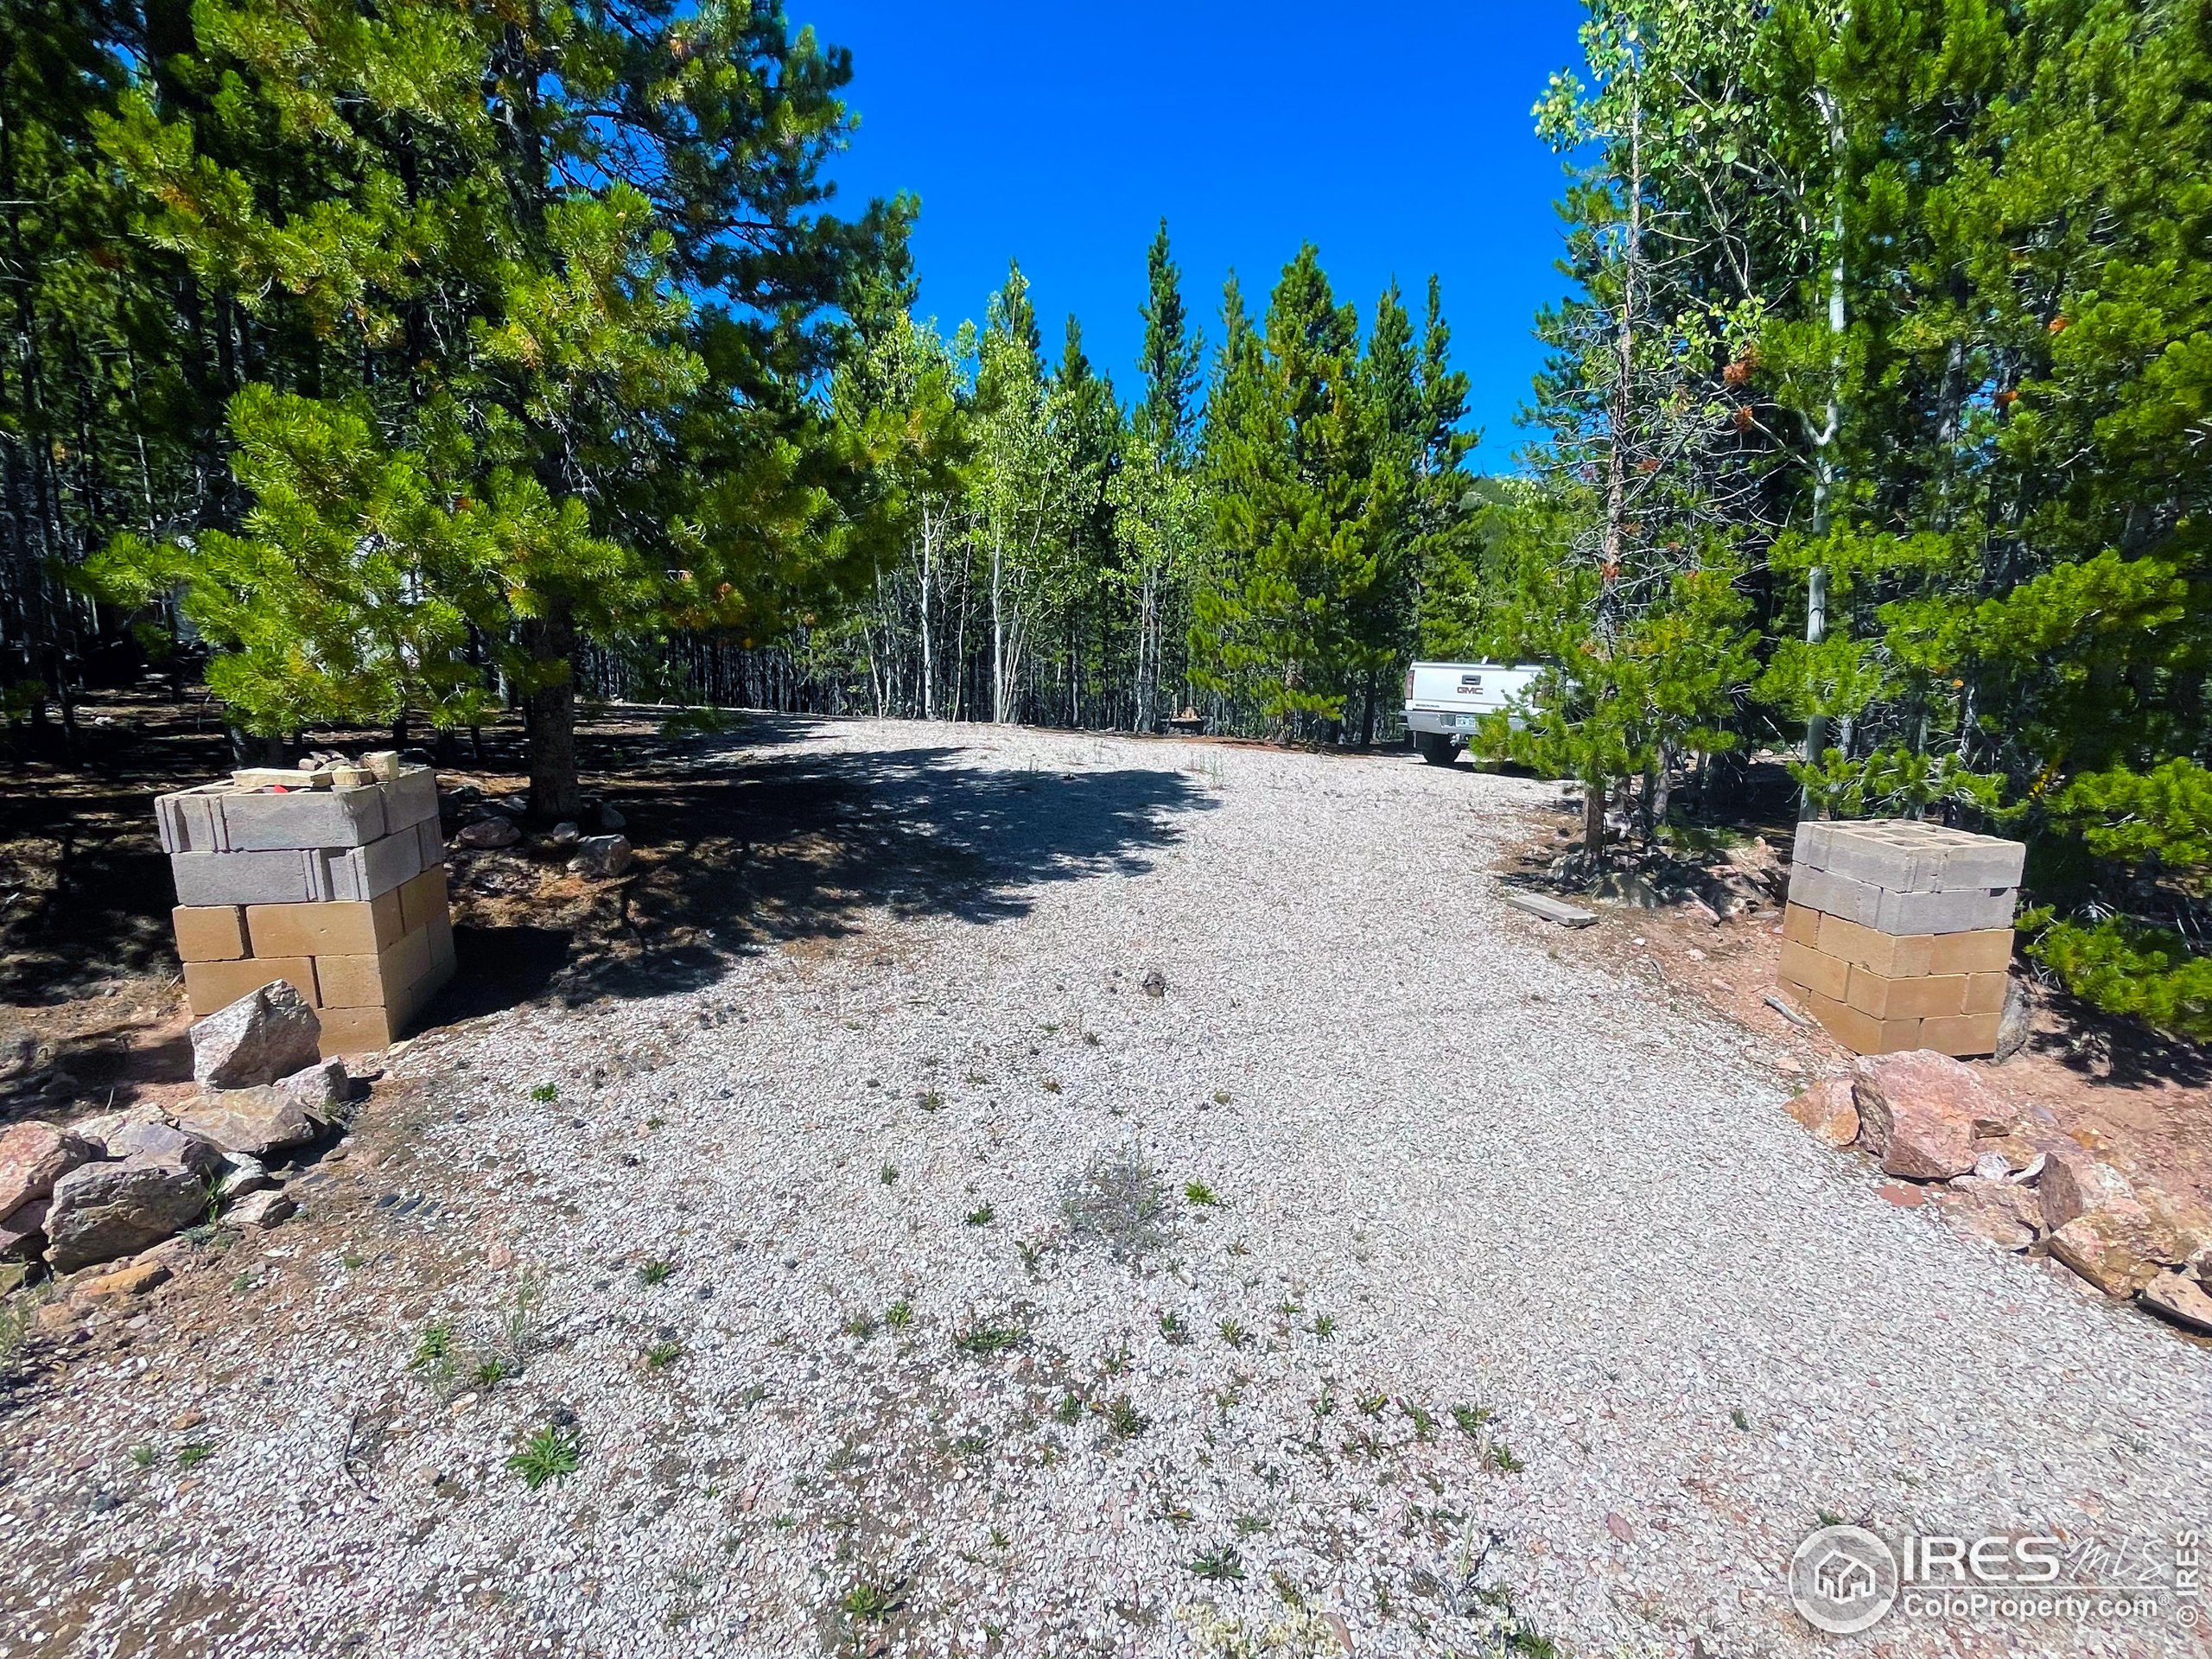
xmin=1415 ymin=733 xmax=1458 ymax=767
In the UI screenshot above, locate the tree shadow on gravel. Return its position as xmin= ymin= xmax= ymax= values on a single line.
xmin=439 ymin=713 xmax=1217 ymax=1011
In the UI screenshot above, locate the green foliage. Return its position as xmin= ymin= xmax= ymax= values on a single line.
xmin=1467 ymin=0 xmax=2212 ymax=1034
xmin=65 ymin=0 xmax=901 ymax=807
xmin=1191 ymin=245 xmax=1419 ymax=739
xmin=508 ymin=1424 xmax=583 ymax=1490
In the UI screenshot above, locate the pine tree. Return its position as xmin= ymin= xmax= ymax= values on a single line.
xmin=1192 ymin=245 xmax=1408 ymax=739
xmin=89 ymin=0 xmax=902 ymax=814
xmin=1111 ymin=220 xmax=1206 ymax=728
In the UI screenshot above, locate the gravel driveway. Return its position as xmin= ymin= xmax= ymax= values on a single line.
xmin=3 ymin=717 xmax=2206 ymax=1659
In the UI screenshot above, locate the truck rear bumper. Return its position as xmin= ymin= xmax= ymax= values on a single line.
xmin=1405 ymin=705 xmax=1522 ymax=737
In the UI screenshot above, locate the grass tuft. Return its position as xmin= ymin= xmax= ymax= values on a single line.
xmin=509 ymin=1424 xmax=583 ymax=1489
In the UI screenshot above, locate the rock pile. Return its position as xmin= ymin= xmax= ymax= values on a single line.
xmin=1783 ymin=1050 xmax=2212 ymax=1335
xmin=0 ymin=984 xmax=355 ymax=1283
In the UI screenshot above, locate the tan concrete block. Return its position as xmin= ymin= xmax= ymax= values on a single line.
xmin=409 ymin=949 xmax=454 ymax=1016
xmin=1962 ymin=970 xmax=2010 ymax=1015
xmin=172 ymin=905 xmax=248 ymax=963
xmin=1783 ymin=902 xmax=1822 ymax=946
xmin=397 ymin=867 xmax=449 ymax=937
xmin=1922 ymin=1011 xmax=2003 ymax=1057
xmin=245 ymin=892 xmax=404 ymax=958
xmin=183 ymin=957 xmax=318 ymax=1018
xmin=1815 ymin=912 xmax=1935 ymax=978
xmin=1845 ymin=965 xmax=1968 ymax=1020
xmin=1778 ymin=939 xmax=1850 ymax=1002
xmin=1926 ymin=928 xmax=2013 ymax=976
xmin=315 ymin=1003 xmax=404 ymax=1056
xmin=314 ymin=925 xmax=433 ymax=1010
xmin=1808 ymin=990 xmax=1922 ymax=1056
xmin=425 ymin=906 xmax=455 ymax=976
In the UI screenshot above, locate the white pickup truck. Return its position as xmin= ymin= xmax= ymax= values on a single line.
xmin=1402 ymin=661 xmax=1544 ymax=766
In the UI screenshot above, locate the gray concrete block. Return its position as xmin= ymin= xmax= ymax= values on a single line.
xmin=382 ymin=767 xmax=440 ymax=833
xmin=219 ymin=784 xmax=387 ymax=851
xmin=1788 ymin=863 xmax=2016 ymax=934
xmin=1877 ymin=883 xmax=2018 ymax=935
xmin=415 ymin=816 xmax=445 ymax=868
xmin=1927 ymin=836 xmax=2025 ymax=891
xmin=170 ymin=849 xmax=311 ymax=906
xmin=1787 ymin=864 xmax=1885 ymax=928
xmin=155 ymin=786 xmax=232 ymax=855
xmin=306 ymin=827 xmax=423 ymax=903
xmin=1794 ymin=817 xmax=2025 ymax=893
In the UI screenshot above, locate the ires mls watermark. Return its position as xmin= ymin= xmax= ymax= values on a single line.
xmin=1788 ymin=1523 xmax=2202 ymax=1637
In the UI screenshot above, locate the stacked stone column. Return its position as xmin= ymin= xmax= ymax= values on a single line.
xmin=1777 ymin=819 xmax=2024 ymax=1058
xmin=158 ymin=764 xmax=454 ymax=1053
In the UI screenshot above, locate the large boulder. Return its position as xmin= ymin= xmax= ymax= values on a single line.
xmin=190 ymin=982 xmax=321 ymax=1090
xmin=0 ymin=1198 xmax=49 ymax=1258
xmin=226 ymin=1189 xmax=296 ymax=1230
xmin=1936 ymin=1179 xmax=2040 ymax=1253
xmin=1850 ymin=1052 xmax=2005 ymax=1180
xmin=456 ymin=814 xmax=521 ymax=849
xmin=2136 ymin=1186 xmax=2212 ymax=1276
xmin=1783 ymin=1077 xmax=1860 ymax=1149
xmin=2046 ymin=1201 xmax=2173 ymax=1298
xmin=177 ymin=1058 xmax=351 ymax=1157
xmin=2038 ymin=1149 xmax=2135 ymax=1232
xmin=568 ymin=834 xmax=632 ymax=879
xmin=44 ymin=1159 xmax=210 ymax=1273
xmin=2140 ymin=1273 xmax=2212 ymax=1336
xmin=101 ymin=1121 xmax=226 ymax=1182
xmin=0 ymin=1120 xmax=99 ymax=1217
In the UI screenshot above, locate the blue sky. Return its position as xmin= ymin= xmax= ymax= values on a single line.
xmin=801 ymin=1 xmax=1591 ymax=472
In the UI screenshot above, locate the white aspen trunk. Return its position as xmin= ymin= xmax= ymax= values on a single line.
xmin=1801 ymin=71 xmax=1849 ymax=818
xmin=1136 ymin=562 xmax=1160 ymax=731
xmin=918 ymin=505 xmax=938 ymax=721
xmin=990 ymin=528 xmax=1007 ymax=723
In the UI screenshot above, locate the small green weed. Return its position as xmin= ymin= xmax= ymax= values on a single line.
xmin=1451 ymin=1403 xmax=1492 ymax=1437
xmin=638 ymin=1260 xmax=674 ymax=1286
xmin=645 ymin=1341 xmax=683 ymax=1369
xmin=841 ymin=1577 xmax=905 ymax=1622
xmin=952 ymin=1321 xmax=1023 ymax=1356
xmin=1186 ymin=1545 xmax=1245 ymax=1582
xmin=509 ymin=1425 xmax=583 ymax=1489
xmin=963 ymin=1205 xmax=994 ymax=1227
xmin=529 ymin=1083 xmax=558 ymax=1103
xmin=1184 ymin=1180 xmax=1221 ymax=1207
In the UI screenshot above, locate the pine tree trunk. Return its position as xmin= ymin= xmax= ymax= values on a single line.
xmin=522 ymin=604 xmax=581 ymax=822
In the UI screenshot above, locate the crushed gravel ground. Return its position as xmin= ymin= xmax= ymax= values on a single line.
xmin=3 ymin=718 xmax=2207 ymax=1659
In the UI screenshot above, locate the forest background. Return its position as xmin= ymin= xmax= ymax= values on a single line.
xmin=3 ymin=0 xmax=2205 ymax=1036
